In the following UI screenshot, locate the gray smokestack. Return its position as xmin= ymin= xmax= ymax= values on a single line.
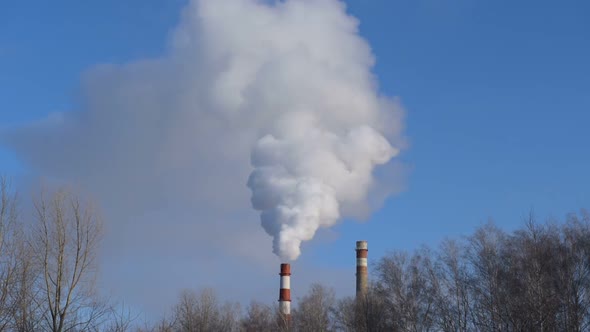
xmin=356 ymin=240 xmax=368 ymax=297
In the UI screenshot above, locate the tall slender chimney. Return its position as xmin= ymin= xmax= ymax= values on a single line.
xmin=356 ymin=240 xmax=368 ymax=297
xmin=279 ymin=263 xmax=292 ymax=324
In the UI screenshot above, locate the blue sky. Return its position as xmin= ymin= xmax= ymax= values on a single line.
xmin=1 ymin=0 xmax=589 ymax=313
xmin=328 ymin=0 xmax=590 ymax=263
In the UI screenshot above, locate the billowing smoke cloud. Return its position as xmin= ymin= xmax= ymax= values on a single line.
xmin=239 ymin=0 xmax=400 ymax=260
xmin=1 ymin=0 xmax=403 ymax=293
xmin=249 ymin=119 xmax=396 ymax=260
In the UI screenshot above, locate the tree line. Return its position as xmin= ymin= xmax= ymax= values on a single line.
xmin=1 ymin=175 xmax=589 ymax=331
xmin=345 ymin=210 xmax=590 ymax=332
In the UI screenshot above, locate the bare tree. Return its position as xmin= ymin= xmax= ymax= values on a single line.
xmin=292 ymin=283 xmax=335 ymax=332
xmin=240 ymin=301 xmax=295 ymax=332
xmin=174 ymin=289 xmax=202 ymax=332
xmin=32 ymin=188 xmax=106 ymax=332
xmin=102 ymin=302 xmax=139 ymax=332
xmin=172 ymin=288 xmax=240 ymax=332
xmin=10 ymin=228 xmax=43 ymax=332
xmin=241 ymin=301 xmax=275 ymax=332
xmin=332 ymin=297 xmax=357 ymax=332
xmin=559 ymin=212 xmax=590 ymax=331
xmin=332 ymin=286 xmax=388 ymax=332
xmin=432 ymin=239 xmax=471 ymax=332
xmin=374 ymin=248 xmax=437 ymax=331
xmin=0 ymin=176 xmax=19 ymax=329
xmin=504 ymin=217 xmax=562 ymax=331
xmin=136 ymin=315 xmax=175 ymax=332
xmin=465 ymin=222 xmax=510 ymax=331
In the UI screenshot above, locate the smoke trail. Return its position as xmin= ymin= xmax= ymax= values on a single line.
xmin=2 ymin=0 xmax=404 ymax=264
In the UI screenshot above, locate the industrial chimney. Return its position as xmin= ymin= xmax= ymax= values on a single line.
xmin=356 ymin=241 xmax=368 ymax=297
xmin=279 ymin=263 xmax=292 ymax=325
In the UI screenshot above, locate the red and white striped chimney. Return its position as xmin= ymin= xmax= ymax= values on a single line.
xmin=356 ymin=240 xmax=368 ymax=297
xmin=279 ymin=263 xmax=292 ymax=320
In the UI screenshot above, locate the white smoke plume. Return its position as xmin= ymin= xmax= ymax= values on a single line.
xmin=2 ymin=0 xmax=403 ymax=268
xmin=249 ymin=120 xmax=396 ymax=260
xmin=241 ymin=0 xmax=400 ymax=260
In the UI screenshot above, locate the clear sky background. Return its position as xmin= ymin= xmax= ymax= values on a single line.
xmin=1 ymin=0 xmax=589 ymax=317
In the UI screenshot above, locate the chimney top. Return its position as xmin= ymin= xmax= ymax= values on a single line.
xmin=356 ymin=241 xmax=368 ymax=250
xmin=280 ymin=263 xmax=291 ymax=275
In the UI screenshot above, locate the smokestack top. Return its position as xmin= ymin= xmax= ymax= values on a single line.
xmin=356 ymin=240 xmax=368 ymax=250
xmin=280 ymin=263 xmax=291 ymax=276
